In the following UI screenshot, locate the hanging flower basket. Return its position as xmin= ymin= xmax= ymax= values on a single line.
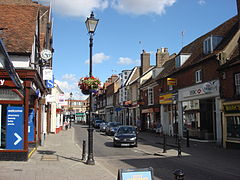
xmin=81 ymin=89 xmax=91 ymax=95
xmin=78 ymin=76 xmax=101 ymax=92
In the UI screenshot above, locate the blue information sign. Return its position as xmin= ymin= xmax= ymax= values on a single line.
xmin=6 ymin=106 xmax=24 ymax=150
xmin=46 ymin=76 xmax=54 ymax=88
xmin=28 ymin=109 xmax=34 ymax=142
xmin=118 ymin=168 xmax=153 ymax=180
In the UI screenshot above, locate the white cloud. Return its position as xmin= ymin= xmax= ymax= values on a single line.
xmin=55 ymin=75 xmax=88 ymax=100
xmin=198 ymin=0 xmax=206 ymax=6
xmin=62 ymin=74 xmax=77 ymax=81
xmin=39 ymin=0 xmax=108 ymax=17
xmin=39 ymin=0 xmax=176 ymax=17
xmin=112 ymin=0 xmax=176 ymax=15
xmin=85 ymin=52 xmax=110 ymax=64
xmin=117 ymin=57 xmax=139 ymax=65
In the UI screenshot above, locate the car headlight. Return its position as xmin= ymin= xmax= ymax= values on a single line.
xmin=114 ymin=137 xmax=120 ymax=140
xmin=130 ymin=137 xmax=136 ymax=141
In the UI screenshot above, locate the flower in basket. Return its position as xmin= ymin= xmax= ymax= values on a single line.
xmin=78 ymin=76 xmax=101 ymax=91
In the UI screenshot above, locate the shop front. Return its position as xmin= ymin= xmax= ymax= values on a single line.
xmin=178 ymin=80 xmax=222 ymax=143
xmin=159 ymin=93 xmax=178 ymax=136
xmin=222 ymin=101 xmax=240 ymax=148
xmin=141 ymin=107 xmax=160 ymax=131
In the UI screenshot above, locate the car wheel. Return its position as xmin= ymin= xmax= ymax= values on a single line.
xmin=134 ymin=141 xmax=138 ymax=147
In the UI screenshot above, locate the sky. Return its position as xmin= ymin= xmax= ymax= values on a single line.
xmin=39 ymin=0 xmax=237 ymax=100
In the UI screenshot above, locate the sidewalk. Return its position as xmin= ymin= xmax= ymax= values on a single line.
xmin=137 ymin=131 xmax=240 ymax=178
xmin=0 ymin=128 xmax=115 ymax=180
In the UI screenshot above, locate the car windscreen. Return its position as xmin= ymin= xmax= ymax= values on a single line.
xmin=117 ymin=127 xmax=136 ymax=134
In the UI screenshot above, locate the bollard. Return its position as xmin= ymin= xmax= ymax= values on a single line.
xmin=186 ymin=129 xmax=190 ymax=147
xmin=82 ymin=140 xmax=87 ymax=161
xmin=163 ymin=134 xmax=167 ymax=153
xmin=173 ymin=169 xmax=184 ymax=180
xmin=177 ymin=136 xmax=181 ymax=157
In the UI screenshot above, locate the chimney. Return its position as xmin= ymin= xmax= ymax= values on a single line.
xmin=156 ymin=48 xmax=169 ymax=67
xmin=140 ymin=50 xmax=150 ymax=75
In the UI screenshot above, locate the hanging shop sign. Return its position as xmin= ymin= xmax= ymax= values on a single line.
xmin=6 ymin=106 xmax=24 ymax=150
xmin=40 ymin=49 xmax=52 ymax=61
xmin=46 ymin=76 xmax=54 ymax=88
xmin=167 ymin=78 xmax=177 ymax=86
xmin=159 ymin=93 xmax=173 ymax=104
xmin=43 ymin=68 xmax=53 ymax=80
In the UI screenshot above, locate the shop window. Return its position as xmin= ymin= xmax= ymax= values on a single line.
xmin=235 ymin=73 xmax=240 ymax=95
xmin=227 ymin=116 xmax=240 ymax=141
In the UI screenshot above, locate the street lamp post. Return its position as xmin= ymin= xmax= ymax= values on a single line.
xmin=85 ymin=11 xmax=99 ymax=165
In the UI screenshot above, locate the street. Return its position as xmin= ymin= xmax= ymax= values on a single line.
xmin=74 ymin=124 xmax=240 ymax=180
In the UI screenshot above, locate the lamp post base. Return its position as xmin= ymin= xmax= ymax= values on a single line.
xmin=86 ymin=127 xmax=95 ymax=165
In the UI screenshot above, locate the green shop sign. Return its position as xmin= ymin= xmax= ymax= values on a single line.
xmin=224 ymin=104 xmax=240 ymax=114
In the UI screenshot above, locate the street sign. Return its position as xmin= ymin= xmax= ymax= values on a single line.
xmin=28 ymin=109 xmax=34 ymax=142
xmin=6 ymin=106 xmax=24 ymax=150
xmin=117 ymin=167 xmax=153 ymax=180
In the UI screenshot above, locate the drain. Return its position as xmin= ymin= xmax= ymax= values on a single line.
xmin=14 ymin=169 xmax=23 ymax=171
xmin=41 ymin=154 xmax=59 ymax=161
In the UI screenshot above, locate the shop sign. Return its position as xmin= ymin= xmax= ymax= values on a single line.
xmin=58 ymin=94 xmax=65 ymax=104
xmin=167 ymin=78 xmax=177 ymax=86
xmin=0 ymin=79 xmax=15 ymax=87
xmin=28 ymin=109 xmax=34 ymax=142
xmin=142 ymin=108 xmax=154 ymax=113
xmin=159 ymin=93 xmax=173 ymax=104
xmin=117 ymin=167 xmax=153 ymax=180
xmin=224 ymin=104 xmax=240 ymax=114
xmin=181 ymin=80 xmax=219 ymax=99
xmin=43 ymin=68 xmax=53 ymax=80
xmin=6 ymin=106 xmax=24 ymax=150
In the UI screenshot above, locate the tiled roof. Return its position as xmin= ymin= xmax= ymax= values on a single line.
xmin=0 ymin=4 xmax=40 ymax=54
xmin=178 ymin=15 xmax=239 ymax=69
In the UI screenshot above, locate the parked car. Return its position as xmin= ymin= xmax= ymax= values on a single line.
xmin=99 ymin=122 xmax=107 ymax=132
xmin=113 ymin=126 xmax=138 ymax=147
xmin=105 ymin=122 xmax=121 ymax=136
xmin=93 ymin=119 xmax=104 ymax=129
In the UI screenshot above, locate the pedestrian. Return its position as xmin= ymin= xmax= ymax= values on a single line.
xmin=64 ymin=120 xmax=69 ymax=130
xmin=137 ymin=117 xmax=141 ymax=132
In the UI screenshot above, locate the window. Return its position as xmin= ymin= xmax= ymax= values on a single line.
xmin=235 ymin=73 xmax=240 ymax=95
xmin=195 ymin=70 xmax=202 ymax=83
xmin=148 ymin=88 xmax=154 ymax=105
xmin=203 ymin=36 xmax=223 ymax=54
xmin=175 ymin=54 xmax=191 ymax=68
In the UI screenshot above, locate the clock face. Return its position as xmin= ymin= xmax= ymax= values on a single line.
xmin=40 ymin=49 xmax=52 ymax=60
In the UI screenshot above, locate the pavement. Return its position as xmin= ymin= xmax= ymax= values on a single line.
xmin=0 ymin=127 xmax=239 ymax=180
xmin=0 ymin=127 xmax=115 ymax=180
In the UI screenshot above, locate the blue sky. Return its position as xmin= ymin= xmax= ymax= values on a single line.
xmin=40 ymin=0 xmax=237 ymax=99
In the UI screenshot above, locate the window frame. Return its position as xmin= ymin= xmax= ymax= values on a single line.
xmin=235 ymin=72 xmax=240 ymax=96
xmin=148 ymin=87 xmax=154 ymax=105
xmin=195 ymin=69 xmax=202 ymax=83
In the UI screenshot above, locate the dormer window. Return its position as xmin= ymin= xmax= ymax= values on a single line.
xmin=175 ymin=54 xmax=191 ymax=68
xmin=203 ymin=36 xmax=223 ymax=54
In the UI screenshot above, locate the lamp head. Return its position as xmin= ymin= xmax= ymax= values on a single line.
xmin=85 ymin=12 xmax=99 ymax=34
